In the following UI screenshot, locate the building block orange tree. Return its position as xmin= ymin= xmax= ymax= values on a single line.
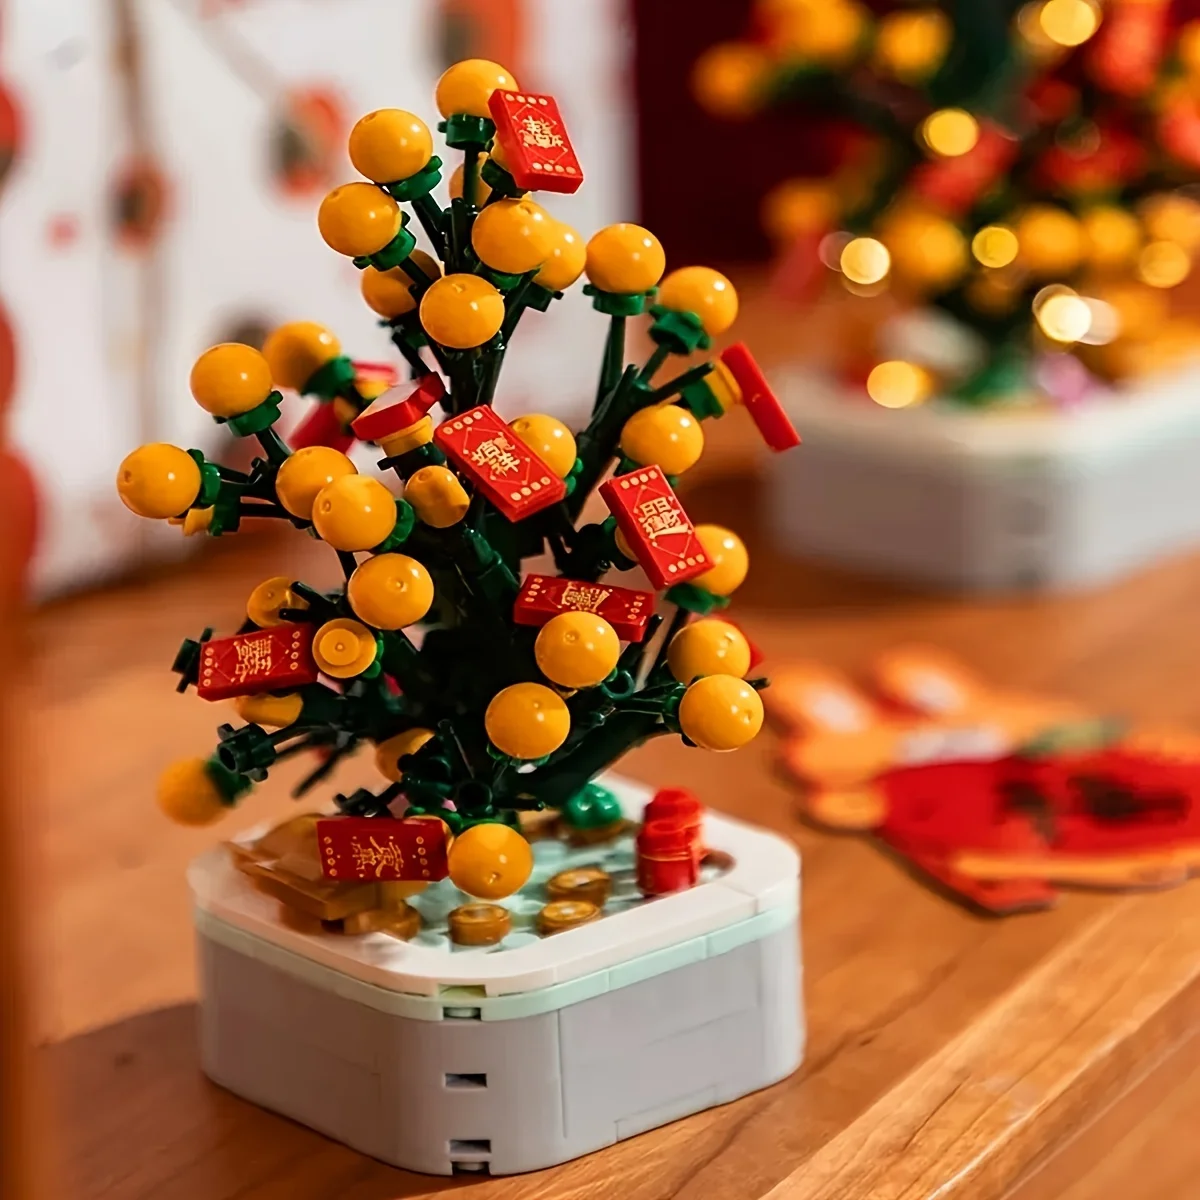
xmin=693 ymin=0 xmax=1200 ymax=407
xmin=117 ymin=58 xmax=799 ymax=900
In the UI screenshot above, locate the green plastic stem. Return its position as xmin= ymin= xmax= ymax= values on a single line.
xmin=411 ymin=194 xmax=446 ymax=256
xmin=638 ymin=343 xmax=671 ymax=384
xmin=598 ymin=315 xmax=627 ymax=406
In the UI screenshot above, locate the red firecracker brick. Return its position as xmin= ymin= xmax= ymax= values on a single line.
xmin=720 ymin=343 xmax=801 ymax=452
xmin=636 ymin=819 xmax=698 ymax=895
xmin=645 ymin=788 xmax=705 ymax=867
xmin=197 ymin=623 xmax=319 ymax=701
xmin=513 ymin=574 xmax=655 ymax=642
xmin=316 ymin=816 xmax=449 ymax=882
xmin=487 ymin=90 xmax=583 ymax=194
xmin=434 ymin=405 xmax=565 ymax=521
xmin=599 ymin=466 xmax=709 ymax=589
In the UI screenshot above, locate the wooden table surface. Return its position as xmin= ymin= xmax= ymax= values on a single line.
xmin=26 ymin=471 xmax=1200 ymax=1200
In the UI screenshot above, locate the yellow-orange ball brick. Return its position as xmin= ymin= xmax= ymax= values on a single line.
xmin=585 ymin=224 xmax=666 ymax=295
xmin=762 ymin=179 xmax=838 ymax=243
xmin=690 ymin=42 xmax=769 ymax=118
xmin=246 ymin=575 xmax=307 ymax=627
xmin=447 ymin=823 xmax=533 ymax=900
xmin=348 ymin=109 xmax=433 ymax=183
xmin=878 ymin=209 xmax=968 ymax=292
xmin=535 ymin=612 xmax=620 ymax=690
xmin=694 ymin=525 xmax=749 ymax=597
xmin=262 ymin=322 xmax=341 ymax=392
xmin=311 ymin=475 xmax=398 ymax=551
xmin=485 ymin=682 xmax=570 ymax=759
xmin=874 ymin=8 xmax=952 ymax=82
xmin=170 ymin=507 xmax=214 ymax=537
xmin=318 ymin=182 xmax=402 ymax=258
xmin=1014 ymin=206 xmax=1085 ymax=277
xmin=471 ymin=198 xmax=554 ymax=275
xmin=1139 ymin=193 xmax=1200 ymax=252
xmin=1090 ymin=281 xmax=1167 ymax=342
xmin=274 ymin=446 xmax=357 ymax=520
xmin=620 ymin=404 xmax=705 ymax=475
xmin=116 ymin=443 xmax=202 ymax=519
xmin=157 ymin=758 xmax=231 ymax=827
xmin=419 ymin=274 xmax=505 ymax=349
xmin=656 ymin=267 xmax=739 ymax=336
xmin=375 ymin=727 xmax=435 ymax=783
xmin=509 ymin=414 xmax=577 ymax=478
xmin=1081 ymin=207 xmax=1141 ymax=272
xmin=347 ymin=553 xmax=434 ymax=630
xmin=449 ymin=155 xmax=493 ymax=204
xmin=765 ymin=0 xmax=867 ymax=64
xmin=360 ymin=251 xmax=442 ymax=319
xmin=189 ymin=343 xmax=274 ymax=417
xmin=678 ymin=675 xmax=764 ymax=752
xmin=435 ymin=59 xmax=519 ymax=119
xmin=405 ymin=465 xmax=470 ymax=527
xmin=534 ymin=222 xmax=587 ymax=292
xmin=234 ymin=693 xmax=304 ymax=729
xmin=312 ymin=618 xmax=378 ymax=678
xmin=667 ymin=619 xmax=752 ymax=683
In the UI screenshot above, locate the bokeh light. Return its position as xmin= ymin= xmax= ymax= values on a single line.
xmin=840 ymin=236 xmax=891 ymax=284
xmin=971 ymin=225 xmax=1019 ymax=268
xmin=1034 ymin=286 xmax=1093 ymax=343
xmin=866 ymin=360 xmax=932 ymax=408
xmin=920 ymin=108 xmax=980 ymax=158
xmin=1136 ymin=241 xmax=1191 ymax=289
xmin=1039 ymin=0 xmax=1101 ymax=46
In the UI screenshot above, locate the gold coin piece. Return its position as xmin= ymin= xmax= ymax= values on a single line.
xmin=546 ymin=867 xmax=612 ymax=909
xmin=449 ymin=902 xmax=512 ymax=946
xmin=537 ymin=899 xmax=600 ymax=936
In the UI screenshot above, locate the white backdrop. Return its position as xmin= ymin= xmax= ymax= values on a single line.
xmin=1 ymin=0 xmax=634 ymax=595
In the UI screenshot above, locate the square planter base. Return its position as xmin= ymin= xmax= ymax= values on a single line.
xmin=191 ymin=778 xmax=803 ymax=1176
xmin=770 ymin=367 xmax=1200 ymax=591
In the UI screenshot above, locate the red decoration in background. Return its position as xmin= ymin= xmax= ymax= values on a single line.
xmin=0 ymin=82 xmax=23 ymax=195
xmin=772 ymin=228 xmax=827 ymax=306
xmin=290 ymin=403 xmax=355 ymax=453
xmin=488 ymin=89 xmax=583 ymax=194
xmin=0 ymin=447 xmax=38 ymax=607
xmin=910 ymin=124 xmax=1019 ymax=215
xmin=46 ymin=214 xmax=80 ymax=248
xmin=1159 ymin=99 xmax=1200 ymax=171
xmin=196 ymin=623 xmax=319 ymax=701
xmin=513 ymin=574 xmax=655 ymax=641
xmin=1035 ymin=124 xmax=1147 ymax=193
xmin=111 ymin=156 xmax=170 ymax=250
xmin=1086 ymin=0 xmax=1170 ymax=97
xmin=0 ymin=300 xmax=15 ymax=417
xmin=316 ymin=815 xmax=449 ymax=882
xmin=435 ymin=405 xmax=565 ymax=521
xmin=599 ymin=466 xmax=709 ymax=589
xmin=271 ymin=87 xmax=347 ymax=199
xmin=771 ymin=649 xmax=1200 ymax=914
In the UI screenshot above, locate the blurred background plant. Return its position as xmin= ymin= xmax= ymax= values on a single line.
xmin=692 ymin=0 xmax=1200 ymax=409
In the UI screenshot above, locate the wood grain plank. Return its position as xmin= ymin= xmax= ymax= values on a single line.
xmin=1006 ymin=1025 xmax=1200 ymax=1200
xmin=763 ymin=889 xmax=1200 ymax=1200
